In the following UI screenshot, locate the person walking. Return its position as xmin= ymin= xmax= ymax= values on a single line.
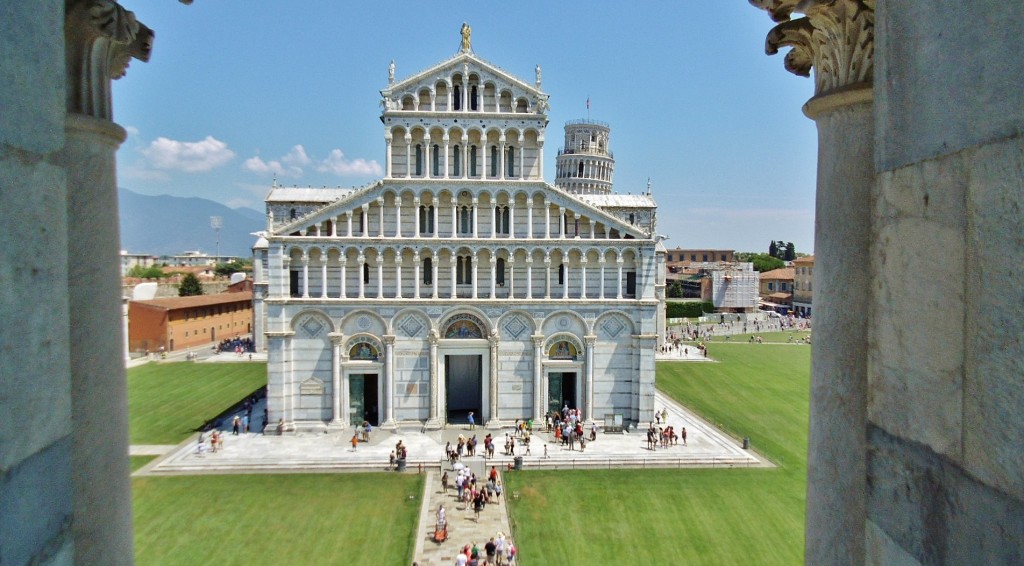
xmin=468 ymin=411 xmax=475 ymax=430
xmin=232 ymin=415 xmax=240 ymax=435
xmin=351 ymin=433 xmax=359 ymax=451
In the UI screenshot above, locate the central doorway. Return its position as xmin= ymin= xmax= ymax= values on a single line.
xmin=548 ymin=371 xmax=578 ymax=417
xmin=445 ymin=354 xmax=482 ymax=423
xmin=349 ymin=373 xmax=379 ymax=425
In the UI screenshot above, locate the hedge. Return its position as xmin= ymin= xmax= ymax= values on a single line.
xmin=666 ymin=301 xmax=714 ymax=319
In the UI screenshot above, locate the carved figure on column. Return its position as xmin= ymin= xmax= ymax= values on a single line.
xmin=750 ymin=0 xmax=874 ymax=96
xmin=388 ymin=59 xmax=395 ymax=84
xmin=66 ymin=0 xmax=155 ymax=119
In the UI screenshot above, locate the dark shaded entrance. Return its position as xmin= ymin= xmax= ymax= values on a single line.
xmin=349 ymin=373 xmax=379 ymax=425
xmin=445 ymin=354 xmax=482 ymax=423
xmin=548 ymin=372 xmax=577 ymax=417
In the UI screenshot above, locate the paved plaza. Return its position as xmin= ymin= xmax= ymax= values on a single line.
xmin=130 ymin=350 xmax=768 ymax=564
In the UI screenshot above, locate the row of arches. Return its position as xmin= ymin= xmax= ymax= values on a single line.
xmin=385 ymin=126 xmax=542 ymax=180
xmin=288 ymin=190 xmax=636 ymax=241
xmin=281 ymin=245 xmax=641 ymax=301
xmin=288 ymin=306 xmax=636 ymax=344
xmin=392 ymin=72 xmax=536 ymax=114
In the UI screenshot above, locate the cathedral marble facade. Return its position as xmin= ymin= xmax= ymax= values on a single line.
xmin=255 ymin=37 xmax=665 ymax=432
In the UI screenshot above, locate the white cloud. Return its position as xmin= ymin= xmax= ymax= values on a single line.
xmin=140 ymin=136 xmax=235 ymax=173
xmin=317 ymin=149 xmax=382 ymax=177
xmin=243 ymin=144 xmax=309 ymax=178
xmin=281 ymin=145 xmax=311 ymax=167
xmin=243 ymin=156 xmax=288 ymax=177
xmin=124 ymin=125 xmax=140 ymax=136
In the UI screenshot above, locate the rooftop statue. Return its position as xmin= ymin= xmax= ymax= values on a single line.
xmin=460 ymin=22 xmax=471 ymax=52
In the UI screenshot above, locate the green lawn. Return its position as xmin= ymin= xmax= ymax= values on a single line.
xmin=133 ymin=473 xmax=422 ymax=566
xmin=130 ymin=455 xmax=157 ymax=472
xmin=128 ymin=362 xmax=266 ymax=445
xmin=505 ymin=343 xmax=810 ymax=565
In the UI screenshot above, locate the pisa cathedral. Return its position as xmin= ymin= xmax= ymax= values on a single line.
xmin=254 ymin=32 xmax=666 ymax=432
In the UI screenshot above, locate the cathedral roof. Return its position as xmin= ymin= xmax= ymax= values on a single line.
xmin=576 ymin=193 xmax=657 ymax=208
xmin=266 ymin=187 xmax=357 ymax=203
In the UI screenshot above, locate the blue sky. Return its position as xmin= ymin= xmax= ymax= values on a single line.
xmin=114 ymin=1 xmax=818 ymax=253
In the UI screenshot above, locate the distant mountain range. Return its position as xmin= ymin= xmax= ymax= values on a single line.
xmin=118 ymin=188 xmax=265 ymax=257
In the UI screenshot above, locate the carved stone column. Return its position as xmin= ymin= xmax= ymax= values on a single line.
xmin=381 ymin=335 xmax=397 ymax=429
xmin=485 ymin=330 xmax=501 ymax=429
xmin=750 ymin=1 xmax=874 ymax=563
xmin=584 ymin=335 xmax=596 ymax=423
xmin=532 ymin=335 xmax=546 ymax=421
xmin=328 ymin=333 xmax=345 ymax=429
xmin=424 ymin=330 xmax=442 ymax=429
xmin=64 ymin=2 xmax=152 ymax=563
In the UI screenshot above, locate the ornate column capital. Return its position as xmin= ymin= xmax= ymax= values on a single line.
xmin=750 ymin=0 xmax=874 ymax=97
xmin=328 ymin=332 xmax=345 ymax=345
xmin=532 ymin=334 xmax=546 ymax=348
xmin=66 ymin=0 xmax=154 ymax=119
xmin=428 ymin=329 xmax=440 ymax=346
xmin=382 ymin=334 xmax=396 ymax=346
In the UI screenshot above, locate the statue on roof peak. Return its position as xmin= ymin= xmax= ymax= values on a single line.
xmin=460 ymin=22 xmax=472 ymax=52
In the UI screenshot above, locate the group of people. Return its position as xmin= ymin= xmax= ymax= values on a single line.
xmin=447 ymin=432 xmax=506 ymax=464
xmin=440 ymin=465 xmax=505 ymax=520
xmin=545 ymin=405 xmax=596 ymax=452
xmin=449 ymin=533 xmax=517 ymax=566
xmin=647 ymin=408 xmax=687 ymax=450
xmin=216 ymin=336 xmax=254 ymax=354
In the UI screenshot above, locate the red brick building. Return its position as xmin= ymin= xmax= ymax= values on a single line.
xmin=128 ymin=291 xmax=253 ymax=353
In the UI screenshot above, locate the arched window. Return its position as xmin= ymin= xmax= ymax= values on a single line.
xmin=459 ymin=206 xmax=473 ymax=235
xmin=456 ymin=256 xmax=472 ymax=284
xmin=363 ymin=262 xmax=370 ymax=284
xmin=470 ymin=145 xmax=478 ymax=177
xmin=470 ymin=86 xmax=478 ymax=111
xmin=432 ymin=144 xmax=440 ymax=177
xmin=289 ymin=208 xmax=297 ymax=219
xmin=419 ymin=205 xmax=434 ymax=235
xmin=453 ymin=84 xmax=461 ymax=110
xmin=507 ymin=146 xmax=515 ymax=177
xmin=577 ymin=162 xmax=584 ymax=177
xmin=490 ymin=145 xmax=499 ymax=177
xmin=453 ymin=145 xmax=461 ymax=176
xmin=357 ymin=210 xmax=366 ymax=234
xmin=423 ymin=257 xmax=432 ymax=284
xmin=496 ymin=258 xmax=506 ymax=286
xmin=558 ymin=263 xmax=565 ymax=285
xmin=502 ymin=207 xmax=510 ymax=235
xmin=629 ymin=213 xmax=635 ymax=224
xmin=415 ymin=144 xmax=423 ymax=176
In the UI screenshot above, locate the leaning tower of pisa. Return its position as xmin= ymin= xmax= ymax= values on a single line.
xmin=554 ymin=119 xmax=615 ymax=194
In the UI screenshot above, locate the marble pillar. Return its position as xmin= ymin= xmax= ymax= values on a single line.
xmin=751 ymin=1 xmax=874 ymax=563
xmin=63 ymin=2 xmax=154 ymax=563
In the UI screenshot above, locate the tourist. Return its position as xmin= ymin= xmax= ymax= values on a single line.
xmin=681 ymin=426 xmax=688 ymax=446
xmin=232 ymin=415 xmax=241 ymax=435
xmin=473 ymin=491 xmax=484 ymax=521
xmin=495 ymin=532 xmax=506 ymax=565
xmin=506 ymin=540 xmax=516 ymax=564
xmin=485 ymin=538 xmax=497 ymax=563
xmin=242 ymin=414 xmax=249 ymax=434
xmin=468 ymin=411 xmax=475 ymax=430
xmin=437 ymin=504 xmax=447 ymax=528
xmin=590 ymin=422 xmax=597 ymax=441
xmin=441 ymin=471 xmax=449 ymax=493
xmin=389 ymin=450 xmax=396 ymax=470
xmin=350 ymin=433 xmax=358 ymax=450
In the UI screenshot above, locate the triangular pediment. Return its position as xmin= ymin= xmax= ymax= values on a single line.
xmin=386 ymin=52 xmax=545 ymax=100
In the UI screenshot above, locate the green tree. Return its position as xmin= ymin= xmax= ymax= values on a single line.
xmin=784 ymin=242 xmax=796 ymax=261
xmin=214 ymin=259 xmax=253 ymax=278
xmin=750 ymin=253 xmax=785 ymax=272
xmin=178 ymin=273 xmax=204 ymax=296
xmin=768 ymin=240 xmax=778 ymax=258
xmin=667 ymin=280 xmax=684 ymax=299
xmin=127 ymin=265 xmax=165 ymax=279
